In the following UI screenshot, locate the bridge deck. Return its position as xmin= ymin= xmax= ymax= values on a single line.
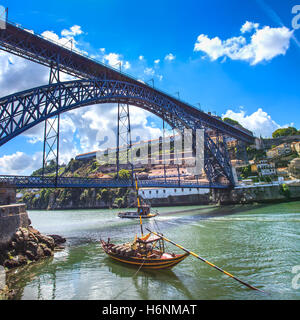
xmin=0 ymin=175 xmax=230 ymax=189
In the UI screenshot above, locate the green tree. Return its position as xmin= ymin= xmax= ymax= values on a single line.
xmin=279 ymin=184 xmax=290 ymax=199
xmin=240 ymin=165 xmax=251 ymax=179
xmin=272 ymin=127 xmax=298 ymax=138
xmin=117 ymin=169 xmax=131 ymax=180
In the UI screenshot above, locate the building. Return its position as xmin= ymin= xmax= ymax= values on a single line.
xmin=251 ymin=160 xmax=276 ymax=176
xmin=288 ymin=158 xmax=300 ymax=179
xmin=276 ymin=167 xmax=289 ymax=179
xmin=291 ymin=142 xmax=300 ymax=156
xmin=139 ymin=187 xmax=209 ymax=199
xmin=267 ymin=143 xmax=292 ymax=159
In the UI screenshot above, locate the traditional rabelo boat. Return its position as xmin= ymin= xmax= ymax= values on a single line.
xmin=118 ymin=177 xmax=158 ymax=219
xmin=101 ymin=232 xmax=189 ymax=270
xmin=103 ymin=176 xmax=188 ymax=269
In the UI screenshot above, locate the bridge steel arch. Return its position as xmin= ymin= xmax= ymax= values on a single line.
xmin=0 ymin=79 xmax=234 ymax=186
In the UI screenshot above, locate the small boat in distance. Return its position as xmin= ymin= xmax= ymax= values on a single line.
xmin=118 ymin=204 xmax=158 ymax=219
xmin=118 ymin=176 xmax=158 ymax=219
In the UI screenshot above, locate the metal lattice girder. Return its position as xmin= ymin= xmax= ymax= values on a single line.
xmin=116 ymin=103 xmax=133 ymax=178
xmin=0 ymin=21 xmax=254 ymax=143
xmin=42 ymin=61 xmax=60 ymax=178
xmin=0 ymin=79 xmax=235 ymax=185
xmin=42 ymin=115 xmax=60 ymax=176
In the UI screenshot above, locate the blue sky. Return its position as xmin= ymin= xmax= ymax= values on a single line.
xmin=0 ymin=0 xmax=300 ymax=174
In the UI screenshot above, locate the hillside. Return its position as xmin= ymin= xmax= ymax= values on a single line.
xmin=20 ymin=159 xmax=137 ymax=210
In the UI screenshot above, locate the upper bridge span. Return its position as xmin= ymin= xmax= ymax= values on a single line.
xmin=0 ymin=21 xmax=254 ymax=144
xmin=0 ymin=20 xmax=255 ymax=188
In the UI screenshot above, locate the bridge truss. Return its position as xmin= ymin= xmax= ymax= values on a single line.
xmin=0 ymin=21 xmax=254 ymax=189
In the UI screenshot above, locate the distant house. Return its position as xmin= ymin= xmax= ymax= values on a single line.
xmin=267 ymin=143 xmax=292 ymax=159
xmin=251 ymin=160 xmax=276 ymax=176
xmin=291 ymin=142 xmax=300 ymax=156
xmin=288 ymin=158 xmax=300 ymax=179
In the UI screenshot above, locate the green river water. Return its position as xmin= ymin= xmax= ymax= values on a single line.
xmin=5 ymin=201 xmax=300 ymax=300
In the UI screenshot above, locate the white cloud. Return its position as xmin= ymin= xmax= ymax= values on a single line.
xmin=61 ymin=25 xmax=83 ymax=37
xmin=194 ymin=22 xmax=293 ymax=65
xmin=103 ymin=52 xmax=131 ymax=70
xmin=139 ymin=55 xmax=144 ymax=60
xmin=0 ymin=151 xmax=42 ymax=175
xmin=123 ymin=61 xmax=131 ymax=70
xmin=241 ymin=21 xmax=259 ymax=33
xmin=144 ymin=67 xmax=155 ymax=76
xmin=222 ymin=107 xmax=292 ymax=138
xmin=164 ymin=53 xmax=176 ymax=61
xmin=154 ymin=59 xmax=160 ymax=64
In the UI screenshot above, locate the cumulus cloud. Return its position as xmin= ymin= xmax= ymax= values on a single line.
xmin=61 ymin=25 xmax=83 ymax=37
xmin=144 ymin=67 xmax=155 ymax=76
xmin=222 ymin=107 xmax=292 ymax=138
xmin=0 ymin=151 xmax=42 ymax=175
xmin=69 ymin=104 xmax=162 ymax=152
xmin=241 ymin=21 xmax=259 ymax=33
xmin=164 ymin=53 xmax=176 ymax=61
xmin=103 ymin=52 xmax=131 ymax=70
xmin=194 ymin=22 xmax=293 ymax=65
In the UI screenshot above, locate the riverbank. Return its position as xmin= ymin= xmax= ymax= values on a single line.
xmin=0 ymin=224 xmax=66 ymax=299
xmin=20 ymin=183 xmax=300 ymax=210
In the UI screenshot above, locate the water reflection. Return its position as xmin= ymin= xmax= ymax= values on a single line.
xmin=106 ymin=258 xmax=195 ymax=300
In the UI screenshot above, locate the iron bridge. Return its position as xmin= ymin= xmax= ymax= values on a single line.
xmin=0 ymin=20 xmax=255 ymax=189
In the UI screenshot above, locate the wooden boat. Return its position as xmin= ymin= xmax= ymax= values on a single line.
xmin=118 ymin=176 xmax=158 ymax=219
xmin=101 ymin=234 xmax=189 ymax=269
xmin=118 ymin=205 xmax=158 ymax=219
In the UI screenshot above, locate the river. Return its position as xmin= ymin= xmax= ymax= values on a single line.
xmin=6 ymin=201 xmax=300 ymax=300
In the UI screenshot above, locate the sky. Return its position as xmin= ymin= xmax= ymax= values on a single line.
xmin=0 ymin=0 xmax=300 ymax=175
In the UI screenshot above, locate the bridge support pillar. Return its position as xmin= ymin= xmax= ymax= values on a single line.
xmin=116 ymin=103 xmax=133 ymax=181
xmin=42 ymin=60 xmax=61 ymax=183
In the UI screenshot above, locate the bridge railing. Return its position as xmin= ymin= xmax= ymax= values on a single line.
xmin=0 ymin=175 xmax=230 ymax=189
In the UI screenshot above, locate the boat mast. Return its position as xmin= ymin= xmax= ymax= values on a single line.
xmin=135 ymin=175 xmax=144 ymax=236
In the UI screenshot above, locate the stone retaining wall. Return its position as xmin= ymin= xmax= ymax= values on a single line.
xmin=211 ymin=184 xmax=300 ymax=205
xmin=0 ymin=204 xmax=30 ymax=248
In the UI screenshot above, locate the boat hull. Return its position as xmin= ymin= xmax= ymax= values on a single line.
xmin=101 ymin=243 xmax=189 ymax=270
